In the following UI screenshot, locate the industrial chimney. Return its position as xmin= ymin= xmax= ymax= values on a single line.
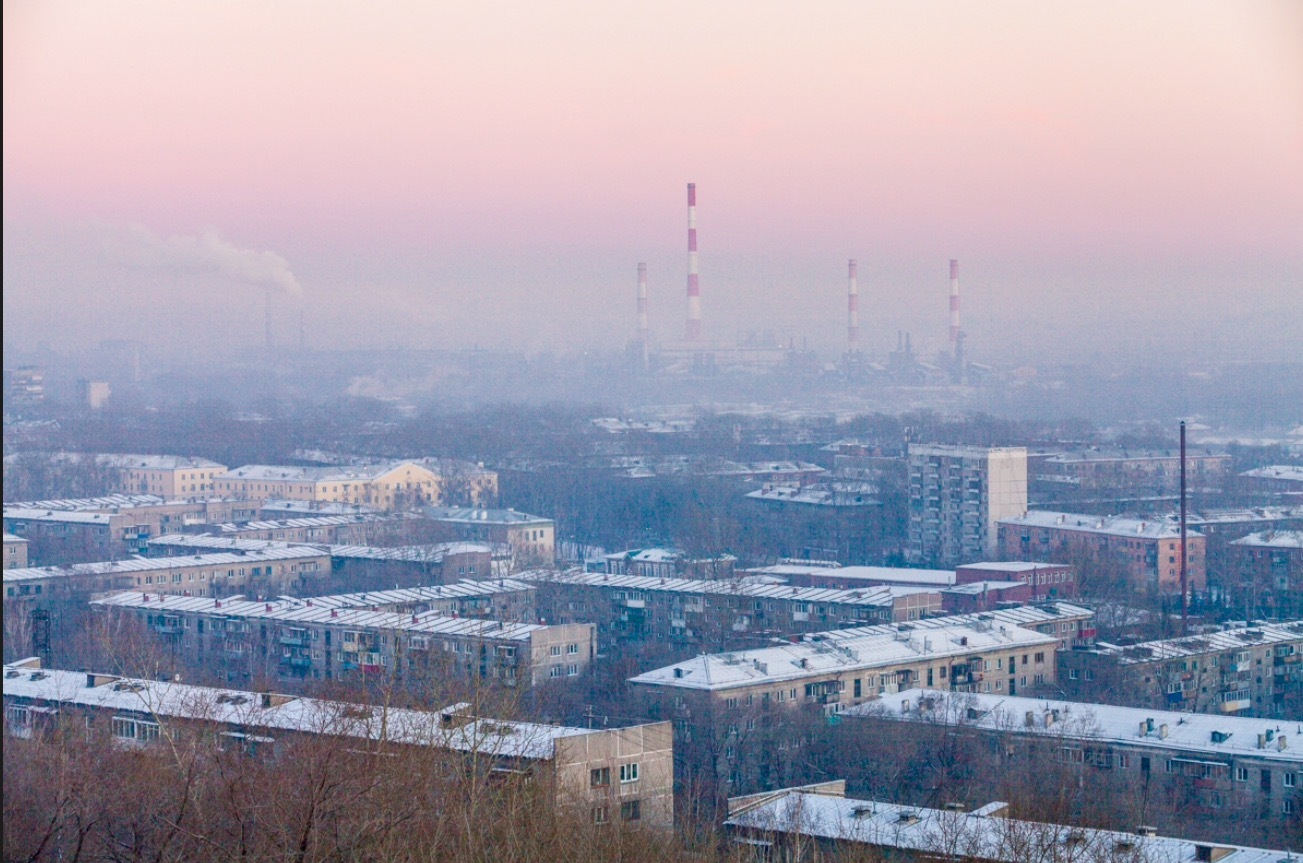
xmin=948 ymin=259 xmax=960 ymax=359
xmin=685 ymin=183 xmax=701 ymax=341
xmin=637 ymin=262 xmax=649 ymax=370
xmin=847 ymin=259 xmax=860 ymax=354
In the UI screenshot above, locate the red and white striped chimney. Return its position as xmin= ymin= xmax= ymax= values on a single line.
xmin=685 ymin=183 xmax=702 ymax=341
xmin=847 ymin=259 xmax=860 ymax=353
xmin=948 ymin=258 xmax=960 ymax=358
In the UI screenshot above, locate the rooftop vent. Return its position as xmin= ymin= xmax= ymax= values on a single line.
xmin=896 ymin=811 xmax=920 ymax=826
xmin=1135 ymin=825 xmax=1158 ymax=837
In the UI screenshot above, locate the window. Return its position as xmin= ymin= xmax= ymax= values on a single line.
xmin=620 ymin=799 xmax=641 ymax=822
xmin=567 ymin=664 xmax=579 ymax=676
xmin=550 ymin=645 xmax=561 ymax=656
xmin=567 ymin=644 xmax=579 ymax=655
xmin=1114 ymin=753 xmax=1129 ymax=769
xmin=1234 ymin=767 xmax=1248 ymax=782
xmin=620 ymin=763 xmax=639 ymax=783
xmin=592 ymin=806 xmax=609 ymax=824
xmin=590 ymin=767 xmax=610 ymax=787
xmin=1285 ymin=773 xmax=1296 ymax=788
xmin=548 ymin=665 xmax=562 ymax=678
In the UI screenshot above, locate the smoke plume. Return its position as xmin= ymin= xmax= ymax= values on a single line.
xmin=107 ymin=223 xmax=303 ymax=296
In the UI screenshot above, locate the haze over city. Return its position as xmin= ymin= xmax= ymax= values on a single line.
xmin=5 ymin=1 xmax=1302 ymax=363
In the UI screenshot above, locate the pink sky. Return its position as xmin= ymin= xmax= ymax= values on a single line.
xmin=4 ymin=1 xmax=1302 ymax=357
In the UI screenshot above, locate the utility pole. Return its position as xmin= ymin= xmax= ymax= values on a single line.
xmin=1179 ymin=420 xmax=1188 ymax=635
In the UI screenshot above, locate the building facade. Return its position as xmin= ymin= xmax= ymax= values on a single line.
xmin=96 ymin=454 xmax=229 ymax=497
xmin=92 ymin=591 xmax=594 ymax=687
xmin=3 ymin=534 xmax=28 ymax=570
xmin=1226 ymin=531 xmax=1303 ymax=618
xmin=1058 ymin=622 xmax=1303 ymax=719
xmin=213 ymin=460 xmax=497 ymax=510
xmin=3 ymin=659 xmax=672 ymax=828
xmin=907 ymin=445 xmax=1028 ymax=567
xmin=997 ymin=510 xmax=1206 ymax=594
xmin=421 ymin=507 xmax=556 ymax=569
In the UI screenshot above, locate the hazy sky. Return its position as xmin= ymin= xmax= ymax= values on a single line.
xmin=5 ymin=1 xmax=1302 ymax=362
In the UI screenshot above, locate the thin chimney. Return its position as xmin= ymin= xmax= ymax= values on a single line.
xmin=949 ymin=259 xmax=960 ymax=359
xmin=637 ymin=262 xmax=649 ymax=370
xmin=847 ymin=259 xmax=860 ymax=354
xmin=685 ymin=183 xmax=701 ymax=341
xmin=1180 ymin=420 xmax=1189 ymax=634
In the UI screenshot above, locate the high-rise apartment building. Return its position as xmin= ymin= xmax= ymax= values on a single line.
xmin=907 ymin=445 xmax=1027 ymax=566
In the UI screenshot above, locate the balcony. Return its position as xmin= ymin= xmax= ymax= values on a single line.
xmin=278 ymin=635 xmax=308 ymax=647
xmin=280 ymin=655 xmax=311 ymax=668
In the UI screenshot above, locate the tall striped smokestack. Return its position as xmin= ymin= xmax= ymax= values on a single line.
xmin=847 ymin=259 xmax=860 ymax=353
xmin=637 ymin=262 xmax=649 ymax=369
xmin=948 ymin=258 xmax=960 ymax=359
xmin=685 ymin=183 xmax=702 ymax=341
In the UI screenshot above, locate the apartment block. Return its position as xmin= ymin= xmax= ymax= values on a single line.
xmin=724 ymin=782 xmax=1291 ymax=863
xmin=3 ymin=533 xmax=28 ymax=570
xmin=92 ymin=591 xmax=595 ymax=687
xmin=196 ymin=513 xmax=392 ymax=545
xmin=1058 ymin=622 xmax=1303 ymax=719
xmin=3 ymin=546 xmax=332 ymax=605
xmin=628 ymin=605 xmax=1091 ymax=794
xmin=998 ymin=510 xmax=1206 ymax=594
xmin=907 ymin=445 xmax=1027 ymax=567
xmin=1035 ymin=449 xmax=1230 ymax=494
xmin=849 ymin=689 xmax=1302 ymax=829
xmin=4 ymin=495 xmax=259 ymax=565
xmin=604 ymin=548 xmax=737 ymax=580
xmin=214 ymin=460 xmax=497 ymax=510
xmin=522 ymin=569 xmax=941 ymax=648
xmin=95 ymin=454 xmax=229 ymax=497
xmin=3 ymin=659 xmax=672 ymax=828
xmin=420 ymin=507 xmax=555 ymax=569
xmin=1226 ymin=531 xmax=1303 ymax=618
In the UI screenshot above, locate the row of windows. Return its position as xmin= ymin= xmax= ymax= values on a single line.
xmin=592 ymin=799 xmax=641 ymax=823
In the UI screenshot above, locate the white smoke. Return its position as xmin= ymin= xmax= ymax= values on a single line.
xmin=106 ymin=223 xmax=303 ymax=296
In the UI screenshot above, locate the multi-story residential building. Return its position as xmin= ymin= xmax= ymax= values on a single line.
xmin=630 ymin=608 xmax=1080 ymax=796
xmin=997 ymin=510 xmax=1206 ymax=594
xmin=1058 ymin=622 xmax=1303 ymax=719
xmin=743 ymin=562 xmax=958 ymax=590
xmin=301 ymin=580 xmax=538 ymax=624
xmin=194 ymin=514 xmax=390 ymax=545
xmin=603 ymin=548 xmax=737 ymax=580
xmin=847 ymin=689 xmax=1302 ymax=831
xmin=3 ymin=658 xmax=672 ymax=828
xmin=421 ymin=507 xmax=555 ymax=569
xmin=3 ymin=546 xmax=332 ymax=606
xmin=907 ymin=445 xmax=1027 ymax=567
xmin=92 ymin=591 xmax=594 ymax=687
xmin=954 ymin=561 xmax=1077 ymax=599
xmin=4 ymin=495 xmax=259 ymax=565
xmin=1238 ymin=466 xmax=1303 ymax=498
xmin=213 ymin=460 xmax=496 ymax=510
xmin=1226 ymin=531 xmax=1303 ymax=618
xmin=94 ymin=454 xmax=229 ymax=497
xmin=145 ymin=533 xmax=499 ymax=584
xmin=523 ymin=569 xmax=941 ymax=648
xmin=3 ymin=533 xmax=28 ymax=570
xmin=1034 ymin=449 xmax=1230 ymax=495
xmin=724 ymin=781 xmax=1292 ymax=863
xmin=743 ymin=483 xmax=886 ymax=564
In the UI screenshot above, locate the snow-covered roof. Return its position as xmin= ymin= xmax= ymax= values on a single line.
xmin=2 ymin=533 xmax=27 ymax=543
xmin=301 ymin=579 xmax=535 ymax=609
xmin=605 ymin=547 xmax=738 ymax=565
xmin=147 ymin=534 xmax=492 ymax=562
xmin=1230 ymin=530 xmax=1303 ymax=549
xmin=999 ymin=511 xmax=1199 ymax=540
xmin=95 ymin=454 xmax=226 ymax=471
xmin=91 ymin=592 xmax=550 ymax=641
xmin=422 ymin=506 xmax=553 ymax=525
xmin=520 ymin=568 xmax=933 ymax=608
xmin=3 ymin=664 xmax=593 ymax=761
xmin=3 ymin=494 xmax=168 ymax=512
xmin=748 ymin=564 xmax=957 ymax=587
xmin=744 ymin=486 xmax=880 ymax=507
xmin=850 ymin=688 xmax=1302 ymax=765
xmin=1240 ymin=465 xmax=1303 ymax=483
xmin=956 ymin=561 xmax=1066 ymax=573
xmin=2 ymin=509 xmax=117 ymax=525
xmin=3 ymin=546 xmax=330 ymax=583
xmin=1095 ymin=622 xmax=1303 ymax=664
xmin=630 ymin=621 xmax=1059 ymax=692
xmin=725 ymin=788 xmax=1288 ymax=863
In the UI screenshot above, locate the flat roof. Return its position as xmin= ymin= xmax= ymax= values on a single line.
xmin=91 ymin=591 xmax=553 ymax=641
xmin=3 ymin=664 xmax=600 ymax=760
xmin=1095 ymin=622 xmax=1303 ymax=664
xmin=421 ymin=506 xmax=553 ymax=526
xmin=519 ymin=568 xmax=935 ymax=608
xmin=1240 ymin=465 xmax=1303 ymax=483
xmin=3 ymin=493 xmax=168 ymax=512
xmin=4 ymin=546 xmax=330 ymax=583
xmin=749 ymin=564 xmax=957 ymax=586
xmin=96 ymin=454 xmax=226 ymax=470
xmin=1000 ymin=510 xmax=1200 ymax=540
xmin=725 ymin=789 xmax=1286 ymax=862
xmin=302 ymin=579 xmax=535 ymax=608
xmin=1230 ymin=530 xmax=1303 ymax=549
xmin=148 ymin=534 xmax=492 ymax=562
xmin=629 ymin=621 xmax=1059 ymax=692
xmin=850 ymin=688 xmax=1302 ymax=765
xmin=957 ymin=561 xmax=1068 ymax=573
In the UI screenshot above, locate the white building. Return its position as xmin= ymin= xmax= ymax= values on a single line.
xmin=907 ymin=445 xmax=1027 ymax=566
